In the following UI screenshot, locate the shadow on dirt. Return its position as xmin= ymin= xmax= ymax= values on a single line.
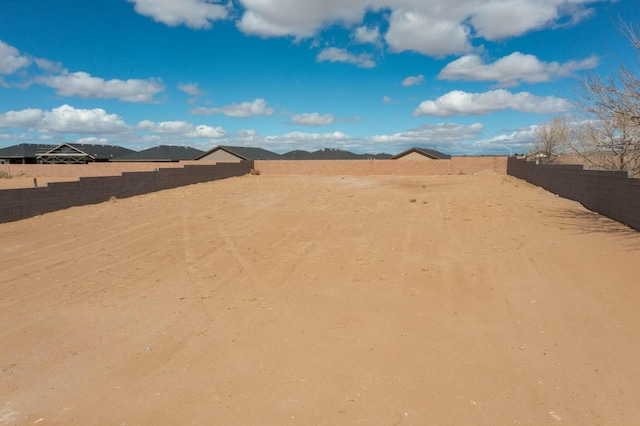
xmin=548 ymin=207 xmax=640 ymax=250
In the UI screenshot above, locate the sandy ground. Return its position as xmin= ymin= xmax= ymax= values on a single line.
xmin=1 ymin=173 xmax=640 ymax=425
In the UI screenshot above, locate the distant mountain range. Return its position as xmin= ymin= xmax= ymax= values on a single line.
xmin=281 ymin=148 xmax=392 ymax=160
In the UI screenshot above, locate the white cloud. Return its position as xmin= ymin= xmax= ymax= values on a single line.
xmin=236 ymin=0 xmax=365 ymax=38
xmin=290 ymin=113 xmax=335 ymax=126
xmin=231 ymin=0 xmax=598 ymax=58
xmin=368 ymin=122 xmax=484 ymax=144
xmin=471 ymin=125 xmax=539 ymax=155
xmin=269 ymin=131 xmax=352 ymax=142
xmin=0 ymin=105 xmax=230 ymax=147
xmin=0 ymin=40 xmax=31 ymax=75
xmin=127 ymin=0 xmax=229 ymax=29
xmin=121 ymin=1 xmax=601 ymax=59
xmin=217 ymin=122 xmax=485 ymax=154
xmin=382 ymin=95 xmax=394 ymax=103
xmin=0 ymin=108 xmax=43 ymax=128
xmin=34 ymin=58 xmax=63 ymax=73
xmin=137 ymin=120 xmax=194 ymax=134
xmin=190 ymin=98 xmax=274 ymax=117
xmin=414 ymin=89 xmax=573 ymax=117
xmin=76 ymin=136 xmax=109 ymax=144
xmin=41 ymin=105 xmax=130 ymax=134
xmin=353 ymin=26 xmax=381 ymax=45
xmin=385 ymin=9 xmax=472 ymax=57
xmin=316 ymin=47 xmax=376 ymax=68
xmin=438 ymin=52 xmax=599 ymax=86
xmin=39 ymin=71 xmax=164 ymax=103
xmin=470 ymin=1 xmax=559 ymax=40
xmin=178 ymin=82 xmax=205 ymax=96
xmin=402 ymin=74 xmax=424 ymax=87
xmin=474 ymin=126 xmax=537 ymax=147
xmin=137 ymin=120 xmax=226 ymax=139
xmin=186 ymin=125 xmax=226 ymax=139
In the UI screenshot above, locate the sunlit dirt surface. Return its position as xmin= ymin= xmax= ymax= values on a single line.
xmin=1 ymin=173 xmax=639 ymax=424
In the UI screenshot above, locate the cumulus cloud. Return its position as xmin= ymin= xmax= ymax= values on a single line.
xmin=34 ymin=58 xmax=64 ymax=73
xmin=0 ymin=40 xmax=31 ymax=75
xmin=290 ymin=113 xmax=335 ymax=126
xmin=190 ymin=98 xmax=275 ymax=117
xmin=353 ymin=26 xmax=381 ymax=45
xmin=0 ymin=105 xmax=230 ymax=147
xmin=414 ymin=89 xmax=573 ymax=117
xmin=76 ymin=136 xmax=109 ymax=144
xmin=402 ymin=74 xmax=424 ymax=87
xmin=39 ymin=71 xmax=164 ymax=103
xmin=382 ymin=95 xmax=394 ymax=103
xmin=270 ymin=131 xmax=352 ymax=142
xmin=470 ymin=1 xmax=559 ymax=40
xmin=122 ymin=1 xmax=601 ymax=59
xmin=186 ymin=124 xmax=226 ymax=139
xmin=127 ymin=0 xmax=229 ymax=29
xmin=221 ymin=122 xmax=485 ymax=154
xmin=137 ymin=120 xmax=194 ymax=134
xmin=137 ymin=120 xmax=226 ymax=139
xmin=473 ymin=126 xmax=537 ymax=147
xmin=0 ymin=40 xmax=165 ymax=102
xmin=236 ymin=0 xmax=365 ymax=38
xmin=316 ymin=47 xmax=376 ymax=68
xmin=178 ymin=82 xmax=205 ymax=96
xmin=41 ymin=105 xmax=130 ymax=134
xmin=0 ymin=105 xmax=129 ymax=135
xmin=438 ymin=52 xmax=598 ymax=86
xmin=368 ymin=122 xmax=484 ymax=144
xmin=471 ymin=125 xmax=540 ymax=154
xmin=0 ymin=108 xmax=43 ymax=128
xmin=230 ymin=0 xmax=598 ymax=58
xmin=385 ymin=9 xmax=472 ymax=56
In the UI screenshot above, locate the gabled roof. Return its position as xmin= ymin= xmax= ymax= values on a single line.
xmin=0 ymin=143 xmax=135 ymax=161
xmin=281 ymin=150 xmax=313 ymax=160
xmin=308 ymin=148 xmax=362 ymax=160
xmin=68 ymin=143 xmax=135 ymax=160
xmin=0 ymin=143 xmax=58 ymax=158
xmin=37 ymin=143 xmax=92 ymax=164
xmin=194 ymin=145 xmax=282 ymax=161
xmin=391 ymin=147 xmax=451 ymax=160
xmin=113 ymin=145 xmax=204 ymax=161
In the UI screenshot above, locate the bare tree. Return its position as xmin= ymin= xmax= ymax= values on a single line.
xmin=567 ymin=113 xmax=640 ymax=175
xmin=567 ymin=21 xmax=640 ymax=176
xmin=531 ymin=116 xmax=569 ymax=163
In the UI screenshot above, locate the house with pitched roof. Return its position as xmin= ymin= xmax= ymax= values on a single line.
xmin=37 ymin=143 xmax=135 ymax=164
xmin=195 ymin=145 xmax=282 ymax=162
xmin=0 ymin=143 xmax=57 ymax=164
xmin=391 ymin=147 xmax=451 ymax=160
xmin=0 ymin=143 xmax=134 ymax=164
xmin=112 ymin=145 xmax=204 ymax=162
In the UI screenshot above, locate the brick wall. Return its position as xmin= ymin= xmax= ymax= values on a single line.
xmin=254 ymin=157 xmax=507 ymax=175
xmin=507 ymin=157 xmax=640 ymax=232
xmin=0 ymin=161 xmax=208 ymax=179
xmin=0 ymin=162 xmax=252 ymax=224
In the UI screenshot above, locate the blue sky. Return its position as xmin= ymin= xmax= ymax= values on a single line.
xmin=0 ymin=0 xmax=637 ymax=155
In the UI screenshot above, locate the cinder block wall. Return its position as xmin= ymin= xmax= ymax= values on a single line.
xmin=507 ymin=157 xmax=640 ymax=232
xmin=0 ymin=162 xmax=253 ymax=224
xmin=0 ymin=161 xmax=208 ymax=179
xmin=254 ymin=157 xmax=507 ymax=175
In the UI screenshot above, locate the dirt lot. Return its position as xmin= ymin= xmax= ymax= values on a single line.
xmin=1 ymin=173 xmax=639 ymax=425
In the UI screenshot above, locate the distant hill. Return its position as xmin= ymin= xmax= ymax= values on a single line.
xmin=282 ymin=148 xmax=392 ymax=160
